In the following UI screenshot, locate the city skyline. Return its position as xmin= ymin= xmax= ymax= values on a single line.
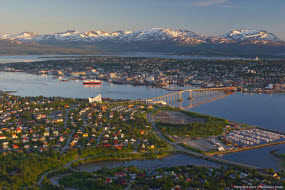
xmin=0 ymin=0 xmax=284 ymax=40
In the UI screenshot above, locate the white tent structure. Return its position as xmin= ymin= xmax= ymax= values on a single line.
xmin=89 ymin=94 xmax=102 ymax=103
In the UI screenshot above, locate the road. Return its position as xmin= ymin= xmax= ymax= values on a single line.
xmin=96 ymin=132 xmax=104 ymax=146
xmin=60 ymin=107 xmax=74 ymax=153
xmin=38 ymin=154 xmax=80 ymax=187
xmin=39 ymin=107 xmax=76 ymax=186
xmin=147 ymin=111 xmax=175 ymax=149
xmin=37 ymin=169 xmax=58 ymax=186
xmin=134 ymin=138 xmax=141 ymax=151
xmin=60 ymin=129 xmax=74 ymax=154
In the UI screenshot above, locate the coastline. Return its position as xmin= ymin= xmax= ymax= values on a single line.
xmin=270 ymin=149 xmax=282 ymax=159
xmin=71 ymin=152 xmax=171 ymax=168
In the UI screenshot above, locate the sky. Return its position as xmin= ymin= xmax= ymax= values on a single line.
xmin=0 ymin=0 xmax=284 ymax=40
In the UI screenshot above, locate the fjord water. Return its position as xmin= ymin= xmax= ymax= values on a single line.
xmin=188 ymin=93 xmax=285 ymax=170
xmin=0 ymin=71 xmax=285 ymax=170
xmin=189 ymin=93 xmax=285 ymax=133
xmin=0 ymin=53 xmax=245 ymax=64
xmin=0 ymin=55 xmax=83 ymax=63
xmin=0 ymin=72 xmax=190 ymax=99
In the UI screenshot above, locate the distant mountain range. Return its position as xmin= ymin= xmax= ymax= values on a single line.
xmin=0 ymin=28 xmax=284 ymax=57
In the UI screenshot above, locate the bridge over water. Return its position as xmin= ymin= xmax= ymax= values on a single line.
xmin=135 ymin=87 xmax=236 ymax=109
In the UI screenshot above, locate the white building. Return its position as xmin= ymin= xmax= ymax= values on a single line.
xmin=89 ymin=94 xmax=102 ymax=103
xmin=266 ymin=84 xmax=273 ymax=89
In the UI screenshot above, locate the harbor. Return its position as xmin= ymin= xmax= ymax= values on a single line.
xmin=224 ymin=128 xmax=285 ymax=146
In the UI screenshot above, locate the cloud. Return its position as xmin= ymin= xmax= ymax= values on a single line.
xmin=194 ymin=0 xmax=229 ymax=7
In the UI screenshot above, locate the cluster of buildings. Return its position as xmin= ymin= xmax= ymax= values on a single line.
xmin=0 ymin=89 xmax=165 ymax=154
xmin=0 ymin=92 xmax=75 ymax=153
xmin=2 ymin=57 xmax=284 ymax=91
xmin=66 ymin=102 xmax=162 ymax=151
xmin=61 ymin=165 xmax=283 ymax=190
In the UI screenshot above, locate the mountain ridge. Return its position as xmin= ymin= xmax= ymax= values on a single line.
xmin=0 ymin=28 xmax=284 ymax=58
xmin=1 ymin=28 xmax=284 ymax=45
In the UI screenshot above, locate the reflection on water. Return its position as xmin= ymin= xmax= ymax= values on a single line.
xmin=83 ymin=84 xmax=103 ymax=89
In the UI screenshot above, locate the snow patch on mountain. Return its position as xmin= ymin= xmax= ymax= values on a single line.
xmin=1 ymin=32 xmax=38 ymax=40
xmin=115 ymin=28 xmax=206 ymax=44
xmin=221 ymin=29 xmax=281 ymax=42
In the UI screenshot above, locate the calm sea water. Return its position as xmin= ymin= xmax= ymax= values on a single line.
xmin=188 ymin=93 xmax=285 ymax=133
xmin=0 ymin=72 xmax=195 ymax=99
xmin=0 ymin=53 xmax=245 ymax=64
xmin=0 ymin=55 xmax=84 ymax=63
xmin=0 ymin=71 xmax=284 ymax=170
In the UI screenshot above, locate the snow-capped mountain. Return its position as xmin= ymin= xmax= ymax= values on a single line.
xmin=0 ymin=28 xmax=207 ymax=44
xmin=115 ymin=28 xmax=206 ymax=43
xmin=110 ymin=30 xmax=133 ymax=37
xmin=221 ymin=29 xmax=281 ymax=43
xmin=35 ymin=30 xmax=89 ymax=42
xmin=0 ymin=28 xmax=284 ymax=57
xmin=0 ymin=38 xmax=23 ymax=45
xmin=1 ymin=32 xmax=38 ymax=40
xmin=0 ymin=28 xmax=283 ymax=46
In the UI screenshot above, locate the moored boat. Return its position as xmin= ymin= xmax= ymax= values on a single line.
xmin=83 ymin=79 xmax=102 ymax=85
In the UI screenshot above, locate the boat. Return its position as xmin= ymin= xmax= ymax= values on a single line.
xmin=83 ymin=79 xmax=102 ymax=85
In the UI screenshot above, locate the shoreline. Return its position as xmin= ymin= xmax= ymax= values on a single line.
xmin=4 ymin=90 xmax=18 ymax=94
xmin=71 ymin=152 xmax=170 ymax=167
xmin=270 ymin=149 xmax=282 ymax=159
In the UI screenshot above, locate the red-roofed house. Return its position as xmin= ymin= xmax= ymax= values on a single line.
xmin=105 ymin=178 xmax=112 ymax=184
xmin=115 ymin=173 xmax=126 ymax=177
